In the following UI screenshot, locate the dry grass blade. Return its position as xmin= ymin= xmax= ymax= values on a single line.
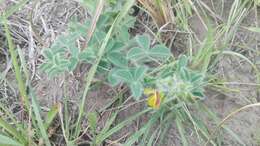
xmin=138 ymin=0 xmax=175 ymax=28
xmin=82 ymin=0 xmax=105 ymax=50
xmin=204 ymin=103 xmax=260 ymax=146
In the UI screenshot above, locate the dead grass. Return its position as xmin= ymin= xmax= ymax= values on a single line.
xmin=137 ymin=0 xmax=175 ymax=28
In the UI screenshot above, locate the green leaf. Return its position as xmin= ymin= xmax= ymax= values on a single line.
xmin=160 ymin=66 xmax=174 ymax=78
xmin=40 ymin=62 xmax=53 ymax=72
xmin=130 ymin=81 xmax=143 ymax=99
xmin=178 ymin=55 xmax=188 ymax=70
xmin=108 ymin=69 xmax=121 ymax=86
xmin=118 ymin=27 xmax=130 ymax=42
xmin=107 ymin=52 xmax=128 ymax=68
xmin=90 ymin=30 xmax=107 ymax=46
xmin=0 ymin=134 xmax=22 ymax=146
xmin=44 ymin=104 xmax=60 ymax=130
xmin=190 ymin=73 xmax=203 ymax=83
xmin=130 ymin=66 xmax=147 ymax=80
xmin=70 ymin=46 xmax=80 ymax=57
xmin=127 ymin=47 xmax=146 ymax=60
xmin=97 ymin=59 xmax=111 ymax=73
xmin=192 ymin=90 xmax=205 ymax=98
xmin=79 ymin=48 xmax=96 ymax=62
xmin=79 ymin=0 xmax=97 ymax=14
xmin=88 ymin=112 xmax=97 ymax=134
xmin=96 ymin=14 xmax=111 ymax=29
xmin=106 ymin=40 xmax=124 ymax=52
xmin=136 ymin=34 xmax=150 ymax=49
xmin=43 ymin=49 xmax=54 ymax=60
xmin=115 ymin=69 xmax=133 ymax=82
xmin=106 ymin=40 xmax=116 ymax=52
xmin=68 ymin=19 xmax=89 ymax=36
xmin=179 ymin=68 xmax=190 ymax=81
xmin=68 ymin=57 xmax=78 ymax=71
xmin=149 ymin=44 xmax=171 ymax=58
xmin=111 ymin=42 xmax=124 ymax=52
xmin=54 ymin=55 xmax=60 ymax=65
xmin=109 ymin=66 xmax=147 ymax=99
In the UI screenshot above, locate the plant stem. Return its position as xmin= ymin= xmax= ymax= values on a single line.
xmin=3 ymin=14 xmax=30 ymax=112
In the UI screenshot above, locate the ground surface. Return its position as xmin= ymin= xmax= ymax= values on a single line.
xmin=1 ymin=0 xmax=260 ymax=146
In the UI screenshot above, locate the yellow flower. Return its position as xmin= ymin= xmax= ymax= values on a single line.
xmin=144 ymin=88 xmax=164 ymax=109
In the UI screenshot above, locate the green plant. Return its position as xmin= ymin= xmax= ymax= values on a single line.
xmin=0 ymin=12 xmax=58 ymax=146
xmin=40 ymin=13 xmax=171 ymax=100
xmin=253 ymin=0 xmax=260 ymax=5
xmin=38 ymin=0 xmax=247 ymax=145
xmin=2 ymin=0 xmax=259 ymax=145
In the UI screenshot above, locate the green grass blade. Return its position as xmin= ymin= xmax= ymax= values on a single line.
xmin=0 ymin=118 xmax=26 ymax=144
xmin=244 ymin=27 xmax=260 ymax=33
xmin=157 ymin=115 xmax=173 ymax=146
xmin=3 ymin=14 xmax=30 ymax=111
xmin=124 ymin=108 xmax=163 ymax=145
xmin=141 ymin=109 xmax=167 ymax=145
xmin=182 ymin=105 xmax=201 ymax=142
xmin=124 ymin=126 xmax=147 ymax=146
xmin=0 ymin=134 xmax=23 ymax=146
xmin=44 ymin=103 xmax=60 ymax=130
xmin=63 ymin=95 xmax=70 ymax=141
xmin=175 ymin=117 xmax=188 ymax=146
xmin=146 ymin=129 xmax=157 ymax=146
xmin=17 ymin=47 xmax=29 ymax=82
xmin=87 ymin=112 xmax=97 ymax=135
xmin=30 ymin=90 xmax=51 ymax=146
xmin=99 ymin=112 xmax=117 ymax=135
xmin=96 ymin=109 xmax=149 ymax=145
xmin=0 ymin=103 xmax=20 ymax=129
xmin=192 ymin=27 xmax=215 ymax=73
